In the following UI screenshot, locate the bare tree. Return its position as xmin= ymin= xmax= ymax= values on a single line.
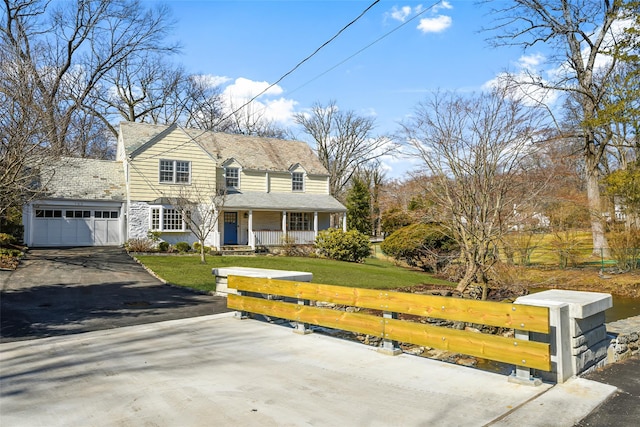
xmin=403 ymin=88 xmax=551 ymax=298
xmin=358 ymin=161 xmax=387 ymax=237
xmin=225 ymin=100 xmax=292 ymax=138
xmin=0 ymin=30 xmax=50 ymax=227
xmin=485 ymin=0 xmax=635 ymax=256
xmin=294 ymin=100 xmax=398 ymax=200
xmin=183 ymin=75 xmax=230 ymax=132
xmin=1 ymin=0 xmax=178 ymax=155
xmin=168 ymin=182 xmax=226 ymax=264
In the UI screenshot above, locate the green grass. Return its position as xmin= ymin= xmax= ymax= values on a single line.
xmin=135 ymin=254 xmax=453 ymax=293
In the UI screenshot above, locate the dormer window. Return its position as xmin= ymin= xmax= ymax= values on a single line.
xmin=226 ymin=167 xmax=239 ymax=189
xmin=159 ymin=160 xmax=190 ymax=184
xmin=292 ymin=172 xmax=304 ymax=192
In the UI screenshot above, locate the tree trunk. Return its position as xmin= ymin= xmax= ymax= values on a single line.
xmin=585 ymin=162 xmax=610 ymax=257
xmin=200 ymin=239 xmax=206 ymax=264
xmin=455 ymin=261 xmax=477 ymax=293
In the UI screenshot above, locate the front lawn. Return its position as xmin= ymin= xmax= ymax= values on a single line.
xmin=134 ymin=254 xmax=453 ymax=293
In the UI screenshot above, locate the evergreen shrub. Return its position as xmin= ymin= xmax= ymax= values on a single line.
xmin=315 ymin=228 xmax=371 ymax=263
xmin=175 ymin=241 xmax=191 ymax=253
xmin=380 ymin=223 xmax=458 ymax=272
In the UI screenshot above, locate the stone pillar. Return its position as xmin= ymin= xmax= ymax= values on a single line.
xmin=515 ymin=290 xmax=612 ymax=383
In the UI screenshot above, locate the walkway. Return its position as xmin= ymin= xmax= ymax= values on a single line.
xmin=0 ymin=314 xmax=616 ymax=427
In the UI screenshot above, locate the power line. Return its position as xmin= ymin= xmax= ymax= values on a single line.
xmin=219 ymin=0 xmax=382 ymax=124
xmin=289 ymin=1 xmax=443 ymax=95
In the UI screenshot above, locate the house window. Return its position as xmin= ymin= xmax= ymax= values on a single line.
xmin=35 ymin=209 xmax=62 ymax=218
xmin=149 ymin=207 xmax=187 ymax=232
xmin=292 ymin=172 xmax=304 ymax=192
xmin=288 ymin=212 xmax=312 ymax=231
xmin=226 ymin=167 xmax=239 ymax=189
xmin=95 ymin=211 xmax=119 ymax=219
xmin=65 ymin=210 xmax=91 ymax=218
xmin=163 ymin=209 xmax=183 ymax=231
xmin=159 ymin=160 xmax=191 ymax=184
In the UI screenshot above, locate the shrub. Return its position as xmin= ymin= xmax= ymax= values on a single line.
xmin=380 ymin=223 xmax=458 ymax=272
xmin=381 ymin=208 xmax=413 ymax=236
xmin=550 ymin=230 xmax=582 ymax=269
xmin=0 ymin=233 xmax=17 ymax=246
xmin=175 ymin=241 xmax=191 ymax=253
xmin=0 ymin=248 xmax=22 ymax=257
xmin=146 ymin=230 xmax=162 ymax=243
xmin=608 ymin=228 xmax=640 ymax=271
xmin=157 ymin=241 xmax=170 ymax=252
xmin=315 ymin=228 xmax=371 ymax=263
xmin=125 ymin=238 xmax=155 ymax=252
xmin=0 ymin=254 xmax=19 ymax=270
xmin=192 ymin=241 xmax=211 ymax=254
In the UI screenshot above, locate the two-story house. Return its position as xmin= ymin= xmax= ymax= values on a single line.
xmin=22 ymin=122 xmax=347 ymax=249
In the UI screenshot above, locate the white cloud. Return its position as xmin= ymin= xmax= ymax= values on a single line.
xmin=390 ymin=5 xmax=412 ymax=22
xmin=388 ymin=4 xmax=452 ymax=34
xmin=432 ymin=1 xmax=453 ymax=13
xmin=223 ymin=77 xmax=283 ymax=100
xmin=220 ymin=77 xmax=297 ymax=125
xmin=482 ymin=71 xmax=559 ymax=107
xmin=517 ymin=53 xmax=545 ymax=71
xmin=263 ymin=97 xmax=298 ymax=123
xmin=192 ymin=74 xmax=231 ymax=88
xmin=417 ymin=15 xmax=452 ymax=33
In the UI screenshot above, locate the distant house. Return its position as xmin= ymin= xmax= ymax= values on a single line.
xmin=23 ymin=122 xmax=346 ymax=248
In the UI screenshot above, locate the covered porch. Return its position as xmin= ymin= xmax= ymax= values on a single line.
xmin=218 ymin=192 xmax=347 ymax=250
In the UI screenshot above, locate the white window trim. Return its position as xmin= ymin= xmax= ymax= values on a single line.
xmin=292 ymin=171 xmax=305 ymax=192
xmin=158 ymin=159 xmax=192 ymax=184
xmin=149 ymin=205 xmax=189 ymax=232
xmin=288 ymin=212 xmax=313 ymax=231
xmin=225 ymin=166 xmax=241 ymax=190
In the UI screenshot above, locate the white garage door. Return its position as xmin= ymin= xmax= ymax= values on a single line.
xmin=31 ymin=207 xmax=121 ymax=247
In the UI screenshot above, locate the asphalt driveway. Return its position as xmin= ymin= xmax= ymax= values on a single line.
xmin=0 ymin=247 xmax=230 ymax=342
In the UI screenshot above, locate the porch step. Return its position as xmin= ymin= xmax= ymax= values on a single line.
xmin=220 ymin=245 xmax=255 ymax=256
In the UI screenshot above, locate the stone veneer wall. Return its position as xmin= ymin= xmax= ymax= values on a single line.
xmin=128 ymin=201 xmax=196 ymax=246
xmin=572 ymin=311 xmax=610 ymax=376
xmin=128 ymin=202 xmax=151 ymax=240
xmin=606 ymin=316 xmax=640 ymax=364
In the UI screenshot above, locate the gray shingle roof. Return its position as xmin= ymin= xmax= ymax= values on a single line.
xmin=38 ymin=157 xmax=126 ymax=201
xmin=224 ymin=192 xmax=346 ymax=212
xmin=119 ymin=122 xmax=328 ymax=175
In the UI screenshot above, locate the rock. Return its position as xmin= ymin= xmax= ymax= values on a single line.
xmin=456 ymin=357 xmax=477 ymax=368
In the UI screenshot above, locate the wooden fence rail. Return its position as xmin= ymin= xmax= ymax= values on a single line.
xmin=227 ymin=276 xmax=551 ymax=372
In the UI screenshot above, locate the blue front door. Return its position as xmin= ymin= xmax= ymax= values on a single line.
xmin=224 ymin=212 xmax=238 ymax=245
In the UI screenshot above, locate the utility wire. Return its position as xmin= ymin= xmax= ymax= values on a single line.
xmin=289 ymin=1 xmax=443 ymax=95
xmin=219 ymin=0 xmax=381 ymax=124
xmin=136 ymin=0 xmax=442 ymax=161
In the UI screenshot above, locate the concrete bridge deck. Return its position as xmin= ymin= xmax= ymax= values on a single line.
xmin=0 ymin=313 xmax=617 ymax=427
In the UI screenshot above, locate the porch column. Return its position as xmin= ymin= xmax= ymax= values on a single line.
xmin=248 ymin=210 xmax=254 ymax=249
xmin=213 ymin=208 xmax=221 ymax=250
xmin=342 ymin=212 xmax=347 ymax=232
xmin=313 ymin=211 xmax=318 ymax=238
xmin=282 ymin=211 xmax=287 ymax=235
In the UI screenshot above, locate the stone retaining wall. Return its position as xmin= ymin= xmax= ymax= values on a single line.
xmin=606 ymin=316 xmax=640 ymax=364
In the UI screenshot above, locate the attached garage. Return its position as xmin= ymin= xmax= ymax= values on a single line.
xmin=23 ymin=158 xmax=127 ymax=247
xmin=27 ymin=204 xmax=123 ymax=247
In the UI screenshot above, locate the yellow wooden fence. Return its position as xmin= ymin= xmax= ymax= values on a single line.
xmin=227 ymin=276 xmax=551 ymax=372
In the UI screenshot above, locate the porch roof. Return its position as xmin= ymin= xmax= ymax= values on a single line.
xmin=224 ymin=192 xmax=346 ymax=213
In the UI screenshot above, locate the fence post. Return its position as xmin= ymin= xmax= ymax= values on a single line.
xmin=234 ymin=290 xmax=248 ymax=320
xmin=293 ymin=297 xmax=312 ymax=335
xmin=509 ymin=329 xmax=542 ymax=386
xmin=379 ymin=311 xmax=402 ymax=355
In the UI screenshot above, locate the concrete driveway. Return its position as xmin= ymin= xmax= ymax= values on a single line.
xmin=0 ymin=247 xmax=229 ymax=342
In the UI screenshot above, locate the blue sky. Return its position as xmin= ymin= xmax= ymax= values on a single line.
xmin=165 ymin=0 xmax=550 ymax=177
